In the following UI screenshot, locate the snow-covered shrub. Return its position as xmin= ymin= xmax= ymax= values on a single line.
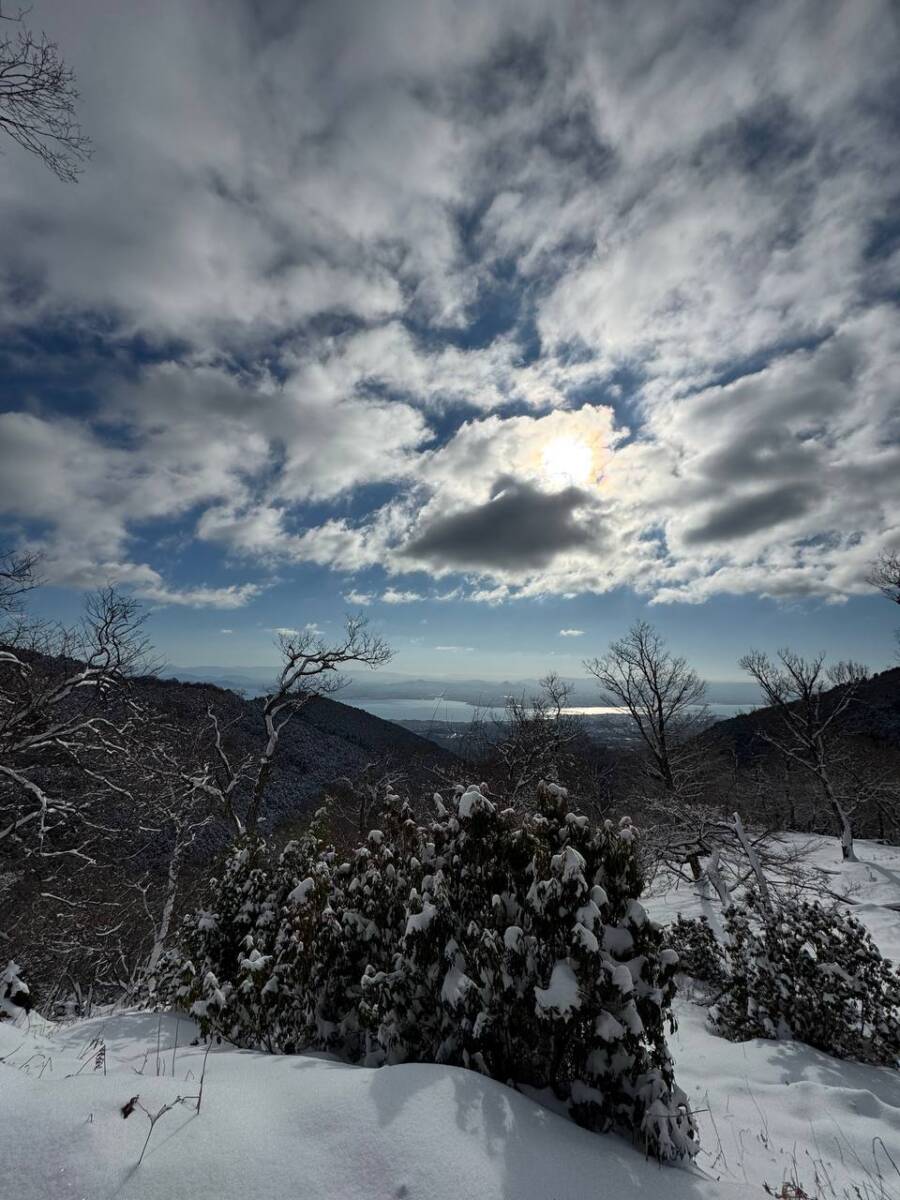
xmin=157 ymin=828 xmax=331 ymax=1051
xmin=1 ymin=960 xmax=31 ymax=1020
xmin=712 ymin=890 xmax=900 ymax=1066
xmin=368 ymin=783 xmax=697 ymax=1158
xmin=159 ymin=781 xmax=698 ymax=1160
xmin=668 ymin=915 xmax=727 ymax=988
xmin=304 ymin=792 xmax=421 ymax=1059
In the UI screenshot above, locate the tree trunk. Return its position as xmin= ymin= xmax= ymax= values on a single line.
xmin=821 ymin=775 xmax=856 ymax=862
xmin=732 ymin=812 xmax=774 ymax=913
xmin=147 ymin=832 xmax=185 ymax=987
xmin=702 ymin=851 xmax=728 ymax=905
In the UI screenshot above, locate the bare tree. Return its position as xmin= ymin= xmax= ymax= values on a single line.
xmin=124 ymin=724 xmax=218 ymax=989
xmin=194 ymin=616 xmax=392 ymax=838
xmin=0 ymin=547 xmax=39 ymax=623
xmin=321 ymin=761 xmax=408 ymax=848
xmin=867 ymin=550 xmax=900 ymax=606
xmin=867 ymin=550 xmax=900 ymax=660
xmin=0 ymin=4 xmax=91 ymax=180
xmin=739 ymin=649 xmax=868 ymax=861
xmin=0 ymin=585 xmax=162 ymax=1003
xmin=584 ymin=621 xmax=707 ymax=797
xmin=0 ymin=587 xmax=150 ymax=861
xmin=483 ymin=672 xmax=583 ymax=806
xmin=3 ymin=696 xmax=220 ymax=1005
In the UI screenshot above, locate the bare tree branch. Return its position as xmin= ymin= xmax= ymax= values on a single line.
xmin=0 ymin=588 xmax=150 ymax=859
xmin=195 ymin=615 xmax=392 ymax=837
xmin=866 ymin=550 xmax=900 ymax=606
xmin=0 ymin=7 xmax=91 ymax=180
xmin=739 ymin=648 xmax=868 ymax=861
xmin=585 ymin=621 xmax=707 ymax=798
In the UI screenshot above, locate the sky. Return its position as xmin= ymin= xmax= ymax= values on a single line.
xmin=0 ymin=0 xmax=898 ymax=682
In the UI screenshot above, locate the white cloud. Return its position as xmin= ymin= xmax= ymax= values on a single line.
xmin=0 ymin=0 xmax=896 ymax=610
xmin=381 ymin=588 xmax=424 ymax=604
xmin=273 ymin=310 xmax=898 ymax=604
xmin=559 ymin=629 xmax=584 ymax=637
xmin=30 ymin=551 xmax=261 ymax=610
xmin=142 ymin=582 xmax=261 ymax=609
xmin=434 ymin=645 xmax=475 ymax=653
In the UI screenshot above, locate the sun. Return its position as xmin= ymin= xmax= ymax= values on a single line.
xmin=540 ymin=435 xmax=595 ymax=488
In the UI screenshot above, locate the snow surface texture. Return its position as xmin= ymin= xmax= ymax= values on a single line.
xmin=1 ymin=1009 xmax=758 ymax=1200
xmin=1 ymin=834 xmax=898 ymax=1199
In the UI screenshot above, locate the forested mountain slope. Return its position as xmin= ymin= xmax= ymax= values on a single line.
xmin=706 ymin=666 xmax=900 ymax=760
xmin=697 ymin=666 xmax=900 ymax=840
xmin=135 ymin=673 xmax=458 ymax=830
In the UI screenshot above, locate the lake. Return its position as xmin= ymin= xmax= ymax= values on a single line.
xmin=354 ymin=698 xmax=756 ymax=724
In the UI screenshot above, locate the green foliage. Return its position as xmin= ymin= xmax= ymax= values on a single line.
xmin=157 ymin=781 xmax=698 ymax=1160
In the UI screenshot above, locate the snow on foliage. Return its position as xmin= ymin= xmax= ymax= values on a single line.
xmin=287 ymin=877 xmax=316 ymax=906
xmin=668 ymin=915 xmax=728 ymax=988
xmin=1 ymin=959 xmax=31 ymax=1021
xmin=712 ymin=890 xmax=900 ymax=1065
xmin=157 ymin=781 xmax=698 ymax=1160
xmin=457 ymin=782 xmax=495 ymax=819
xmin=534 ymin=961 xmax=580 ymax=1016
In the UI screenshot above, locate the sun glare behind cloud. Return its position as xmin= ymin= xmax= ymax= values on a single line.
xmin=540 ymin=435 xmax=595 ymax=488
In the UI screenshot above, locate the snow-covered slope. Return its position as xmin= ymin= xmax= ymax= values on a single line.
xmin=0 ymin=1009 xmax=757 ymax=1200
xmin=671 ymin=1001 xmax=900 ymax=1197
xmin=1 ymin=832 xmax=897 ymax=1200
xmin=645 ymin=834 xmax=900 ymax=964
xmin=648 ymin=833 xmax=900 ymax=1197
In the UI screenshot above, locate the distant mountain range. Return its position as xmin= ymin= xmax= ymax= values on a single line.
xmin=110 ymin=665 xmax=900 ymax=829
xmin=163 ymin=666 xmax=763 ymax=710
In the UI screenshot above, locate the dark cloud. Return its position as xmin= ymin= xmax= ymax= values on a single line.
xmin=693 ymin=428 xmax=819 ymax=490
xmin=401 ymin=477 xmax=596 ymax=569
xmin=682 ymin=483 xmax=820 ymax=545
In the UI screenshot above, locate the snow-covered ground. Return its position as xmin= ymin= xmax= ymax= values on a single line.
xmin=645 ymin=834 xmax=900 ymax=964
xmin=648 ymin=834 xmax=900 ymax=1198
xmin=0 ymin=1009 xmax=758 ymax=1200
xmin=1 ymin=833 xmax=898 ymax=1200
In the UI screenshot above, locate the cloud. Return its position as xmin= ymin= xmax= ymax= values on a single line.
xmin=343 ymin=590 xmax=374 ymax=606
xmin=381 ymin=588 xmax=424 ymax=603
xmin=559 ymin=628 xmax=584 ymax=637
xmin=0 ymin=400 xmax=264 ymax=605
xmin=141 ymin=581 xmax=261 ymax=609
xmin=402 ymin=478 xmax=597 ymax=571
xmin=0 ymin=0 xmax=897 ymax=610
xmin=29 ymin=552 xmax=261 ymax=609
xmin=271 ymin=623 xmax=324 ymax=638
xmin=434 ymin=645 xmax=475 ymax=653
xmin=682 ymin=483 xmax=821 ymax=545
